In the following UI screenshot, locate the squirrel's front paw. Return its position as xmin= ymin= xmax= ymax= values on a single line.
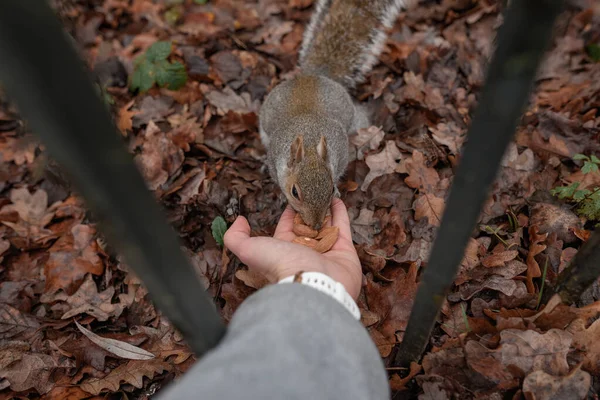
xmin=334 ymin=187 xmax=341 ymax=198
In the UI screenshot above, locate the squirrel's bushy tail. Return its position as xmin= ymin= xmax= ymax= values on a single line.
xmin=299 ymin=0 xmax=405 ymax=89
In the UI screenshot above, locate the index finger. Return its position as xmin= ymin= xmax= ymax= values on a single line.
xmin=274 ymin=205 xmax=296 ymax=241
xmin=330 ymin=198 xmax=353 ymax=243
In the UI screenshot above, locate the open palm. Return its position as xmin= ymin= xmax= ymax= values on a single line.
xmin=224 ymin=198 xmax=362 ymax=299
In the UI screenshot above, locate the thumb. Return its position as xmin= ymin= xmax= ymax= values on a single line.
xmin=223 ymin=216 xmax=251 ymax=255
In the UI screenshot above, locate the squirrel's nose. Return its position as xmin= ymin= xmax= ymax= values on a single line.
xmin=312 ymin=221 xmax=322 ymax=230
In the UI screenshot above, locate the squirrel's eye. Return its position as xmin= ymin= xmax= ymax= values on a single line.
xmin=291 ymin=185 xmax=299 ymax=200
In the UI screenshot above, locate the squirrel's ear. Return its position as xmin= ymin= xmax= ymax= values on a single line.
xmin=317 ymin=135 xmax=328 ymax=162
xmin=289 ymin=135 xmax=304 ymax=166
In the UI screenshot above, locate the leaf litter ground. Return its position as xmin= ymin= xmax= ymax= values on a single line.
xmin=1 ymin=0 xmax=600 ymax=398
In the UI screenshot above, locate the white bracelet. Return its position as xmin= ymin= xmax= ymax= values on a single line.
xmin=278 ymin=272 xmax=361 ymax=320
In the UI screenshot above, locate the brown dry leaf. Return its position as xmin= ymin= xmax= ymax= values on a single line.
xmin=45 ymin=384 xmax=101 ymax=400
xmin=0 ymin=237 xmax=9 ymax=264
xmin=459 ymin=275 xmax=518 ymax=300
xmin=0 ymin=347 xmax=75 ymax=394
xmin=80 ymin=359 xmax=171 ymax=395
xmin=393 ymin=238 xmax=432 ymax=264
xmin=206 ymin=87 xmax=260 ymax=115
xmin=368 ymin=328 xmax=394 ymax=358
xmin=429 ymin=122 xmax=465 ymax=155
xmin=413 ymin=193 xmax=444 ymax=226
xmin=522 ymin=366 xmax=590 ymax=400
xmin=481 ymin=245 xmax=518 ymax=267
xmin=361 ymin=141 xmax=401 ymax=191
xmin=235 ymin=269 xmax=269 ymax=290
xmin=389 ymin=362 xmax=422 ymax=391
xmin=495 ymin=329 xmax=571 ymax=376
xmin=365 ymin=263 xmax=419 ymax=342
xmin=131 ymin=322 xmax=192 ymax=365
xmin=0 ymin=304 xmax=40 ymax=341
xmin=43 ymin=274 xmax=125 ymax=321
xmin=526 ymin=226 xmax=548 ymax=293
xmin=0 ymin=136 xmax=38 ymax=165
xmin=402 ymin=150 xmax=439 ymax=192
xmin=44 ymin=224 xmax=104 ymax=295
xmin=572 ymin=318 xmax=600 ymax=374
xmin=1 ymin=187 xmax=54 ymax=227
xmin=134 ymin=121 xmax=184 ymax=190
xmin=440 ymin=302 xmax=469 ymax=337
xmin=132 ymin=96 xmax=174 ymax=128
xmin=350 ymin=126 xmax=385 ymax=161
xmin=464 ymin=341 xmax=518 ymax=390
xmin=116 ymin=100 xmax=139 ymax=136
xmin=455 ymin=238 xmax=481 ymax=285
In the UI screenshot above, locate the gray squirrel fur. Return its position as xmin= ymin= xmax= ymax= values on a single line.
xmin=259 ymin=0 xmax=405 ymax=229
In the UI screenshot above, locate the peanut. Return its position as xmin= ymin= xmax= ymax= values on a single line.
xmin=314 ymin=229 xmax=339 ymax=253
xmin=316 ymin=226 xmax=339 ymax=240
xmin=293 ymin=223 xmax=318 ymax=238
xmin=293 ymin=236 xmax=318 ymax=248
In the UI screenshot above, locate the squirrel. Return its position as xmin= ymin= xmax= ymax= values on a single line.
xmin=259 ymin=0 xmax=406 ymax=229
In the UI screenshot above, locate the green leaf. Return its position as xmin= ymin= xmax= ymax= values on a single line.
xmin=193 ymin=0 xmax=208 ymax=4
xmin=582 ymin=161 xmax=599 ymax=175
xmin=130 ymin=60 xmax=156 ymax=92
xmin=573 ymin=154 xmax=589 ymax=161
xmin=573 ymin=189 xmax=591 ymax=201
xmin=211 ymin=216 xmax=228 ymax=246
xmin=146 ymin=41 xmax=173 ymax=63
xmin=577 ymin=190 xmax=600 ymax=221
xmin=587 ymin=43 xmax=600 ymax=62
xmin=551 ymin=182 xmax=580 ymax=199
xmin=155 ymin=60 xmax=187 ymax=90
xmin=590 ymin=155 xmax=600 ymax=165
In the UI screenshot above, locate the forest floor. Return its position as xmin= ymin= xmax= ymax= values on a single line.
xmin=1 ymin=0 xmax=600 ymax=398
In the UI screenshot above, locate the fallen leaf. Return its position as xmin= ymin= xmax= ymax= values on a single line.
xmin=481 ymin=246 xmax=518 ymax=267
xmin=0 ymin=304 xmax=40 ymax=340
xmin=1 ymin=187 xmax=54 ymax=227
xmin=413 ymin=193 xmax=444 ymax=226
xmin=44 ymin=224 xmax=105 ymax=295
xmin=350 ymin=126 xmax=385 ymax=161
xmin=403 ymin=150 xmax=439 ymax=192
xmin=430 ymin=122 xmax=465 ymax=155
xmin=235 ymin=269 xmax=269 ymax=290
xmin=526 ymin=226 xmax=548 ymax=293
xmin=459 ymin=275 xmax=518 ymax=300
xmin=389 ymin=362 xmax=422 ymax=391
xmin=116 ymin=100 xmax=139 ymax=135
xmin=42 ymin=274 xmax=125 ymax=321
xmin=522 ymin=366 xmax=590 ymax=400
xmin=495 ymin=329 xmax=572 ymax=376
xmin=80 ymin=359 xmax=171 ymax=395
xmin=0 ymin=347 xmax=74 ymax=394
xmin=572 ymin=318 xmax=600 ymax=373
xmin=361 ymin=141 xmax=401 ymax=191
xmin=132 ymin=95 xmax=174 ymax=128
xmin=75 ymin=321 xmax=155 ymax=360
xmin=365 ymin=263 xmax=418 ymax=343
xmin=134 ymin=121 xmax=184 ymax=190
xmin=206 ymin=87 xmax=260 ymax=115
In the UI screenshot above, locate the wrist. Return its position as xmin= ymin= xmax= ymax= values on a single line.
xmin=278 ymin=271 xmax=361 ymax=320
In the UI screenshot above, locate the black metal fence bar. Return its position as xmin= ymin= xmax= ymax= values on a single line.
xmin=0 ymin=2 xmax=225 ymax=355
xmin=395 ymin=0 xmax=565 ymax=366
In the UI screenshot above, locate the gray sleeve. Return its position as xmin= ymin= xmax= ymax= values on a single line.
xmin=158 ymin=283 xmax=390 ymax=400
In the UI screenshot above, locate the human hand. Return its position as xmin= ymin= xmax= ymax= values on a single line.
xmin=224 ymin=198 xmax=362 ymax=299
